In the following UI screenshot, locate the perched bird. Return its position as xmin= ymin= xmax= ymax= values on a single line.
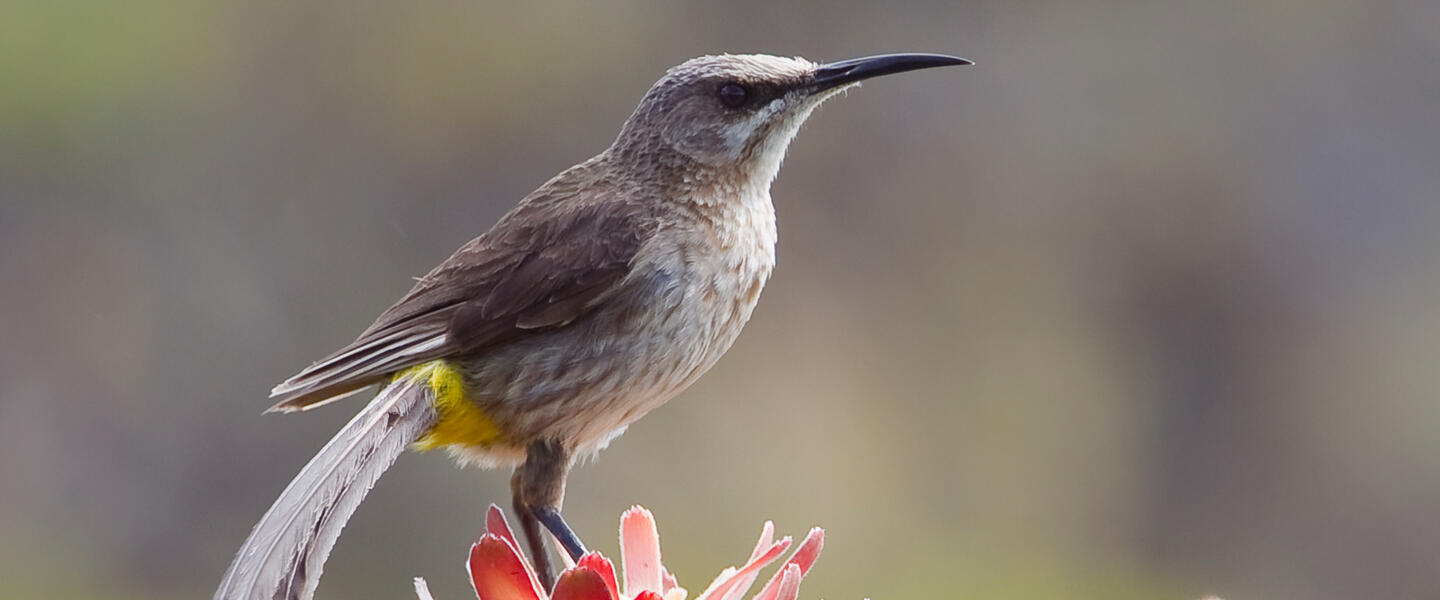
xmin=215 ymin=52 xmax=969 ymax=600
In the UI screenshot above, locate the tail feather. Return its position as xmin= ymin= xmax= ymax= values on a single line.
xmin=215 ymin=375 xmax=438 ymax=600
xmin=266 ymin=322 xmax=451 ymax=414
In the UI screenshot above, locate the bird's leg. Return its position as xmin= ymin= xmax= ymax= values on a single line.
xmin=511 ymin=469 xmax=556 ymax=591
xmin=517 ymin=440 xmax=588 ymax=563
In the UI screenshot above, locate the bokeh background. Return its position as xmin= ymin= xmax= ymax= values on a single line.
xmin=3 ymin=1 xmax=1439 ymax=599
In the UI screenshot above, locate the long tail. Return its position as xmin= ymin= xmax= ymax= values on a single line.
xmin=215 ymin=374 xmax=438 ymax=600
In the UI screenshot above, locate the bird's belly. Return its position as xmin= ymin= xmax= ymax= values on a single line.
xmin=461 ymin=254 xmax=773 ymax=456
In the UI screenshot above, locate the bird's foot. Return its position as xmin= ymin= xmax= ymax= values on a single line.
xmin=533 ymin=505 xmax=588 ymax=561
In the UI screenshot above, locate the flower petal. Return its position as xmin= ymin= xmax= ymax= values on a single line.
xmin=699 ymin=567 xmax=737 ymax=599
xmin=468 ymin=534 xmax=544 ymax=600
xmin=748 ymin=522 xmax=775 ymax=562
xmin=620 ymin=506 xmax=664 ymax=595
xmin=788 ymin=528 xmax=825 ymax=577
xmin=414 ymin=577 xmax=436 ymax=600
xmin=695 ymin=537 xmax=792 ymax=600
xmin=634 ymin=592 xmax=665 ymax=600
xmin=752 ymin=528 xmax=823 ymax=600
xmin=767 ymin=565 xmax=802 ymax=600
xmin=661 ymin=568 xmax=680 ymax=594
xmin=485 ymin=504 xmax=520 ymax=551
xmin=577 ymin=553 xmax=620 ymax=600
xmin=551 ymin=566 xmax=616 ymax=600
xmin=713 ymin=522 xmax=778 ymax=600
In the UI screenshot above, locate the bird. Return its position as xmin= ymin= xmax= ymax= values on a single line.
xmin=215 ymin=51 xmax=970 ymax=600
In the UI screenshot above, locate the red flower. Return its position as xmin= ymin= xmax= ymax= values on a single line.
xmin=415 ymin=505 xmax=824 ymax=600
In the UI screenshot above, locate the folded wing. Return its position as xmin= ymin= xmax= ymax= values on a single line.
xmin=267 ymin=196 xmax=654 ymax=413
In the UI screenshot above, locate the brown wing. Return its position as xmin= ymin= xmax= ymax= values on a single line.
xmin=266 ymin=196 xmax=654 ymax=413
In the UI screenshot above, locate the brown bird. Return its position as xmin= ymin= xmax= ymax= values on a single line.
xmin=215 ymin=52 xmax=969 ymax=600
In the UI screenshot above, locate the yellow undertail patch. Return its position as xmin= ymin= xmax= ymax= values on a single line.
xmin=397 ymin=360 xmax=503 ymax=451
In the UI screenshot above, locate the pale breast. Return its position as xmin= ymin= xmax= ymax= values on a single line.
xmin=661 ymin=190 xmax=778 ymax=379
xmin=610 ymin=189 xmax=777 ymax=398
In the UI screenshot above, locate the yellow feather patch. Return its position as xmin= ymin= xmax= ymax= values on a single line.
xmin=396 ymin=360 xmax=503 ymax=451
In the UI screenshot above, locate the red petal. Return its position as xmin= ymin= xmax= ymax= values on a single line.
xmin=753 ymin=528 xmax=823 ymax=600
xmin=696 ymin=537 xmax=792 ymax=600
xmin=577 ymin=553 xmax=621 ymax=600
xmin=634 ymin=592 xmax=665 ymax=600
xmin=485 ymin=504 xmax=520 ymax=551
xmin=749 ymin=522 xmax=776 ymax=562
xmin=468 ymin=534 xmax=544 ymax=600
xmin=620 ymin=506 xmax=663 ymax=595
xmin=551 ymin=567 xmax=616 ymax=600
xmin=770 ymin=565 xmax=802 ymax=600
xmin=714 ymin=522 xmax=779 ymax=600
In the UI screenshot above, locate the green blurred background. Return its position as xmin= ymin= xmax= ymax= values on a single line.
xmin=3 ymin=1 xmax=1439 ymax=598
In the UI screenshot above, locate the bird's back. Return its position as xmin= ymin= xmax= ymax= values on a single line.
xmin=266 ymin=156 xmax=654 ymax=413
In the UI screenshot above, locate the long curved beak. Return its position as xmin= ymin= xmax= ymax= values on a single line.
xmin=811 ymin=53 xmax=972 ymax=92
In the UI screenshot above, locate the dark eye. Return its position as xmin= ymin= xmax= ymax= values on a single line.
xmin=717 ymin=83 xmax=749 ymax=108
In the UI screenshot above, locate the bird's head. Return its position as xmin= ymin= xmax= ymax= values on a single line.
xmin=610 ymin=52 xmax=970 ymax=188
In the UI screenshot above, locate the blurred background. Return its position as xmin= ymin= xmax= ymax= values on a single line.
xmin=3 ymin=1 xmax=1438 ymax=598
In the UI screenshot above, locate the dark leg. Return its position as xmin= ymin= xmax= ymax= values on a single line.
xmin=513 ymin=440 xmax=588 ymax=574
xmin=532 ymin=505 xmax=588 ymax=560
xmin=510 ymin=472 xmax=556 ymax=591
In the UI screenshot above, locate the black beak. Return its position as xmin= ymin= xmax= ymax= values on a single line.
xmin=811 ymin=53 xmax=972 ymax=92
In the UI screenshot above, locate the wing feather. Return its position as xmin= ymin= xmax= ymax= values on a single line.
xmin=266 ymin=190 xmax=654 ymax=412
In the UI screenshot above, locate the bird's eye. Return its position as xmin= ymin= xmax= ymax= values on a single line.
xmin=717 ymin=83 xmax=749 ymax=108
